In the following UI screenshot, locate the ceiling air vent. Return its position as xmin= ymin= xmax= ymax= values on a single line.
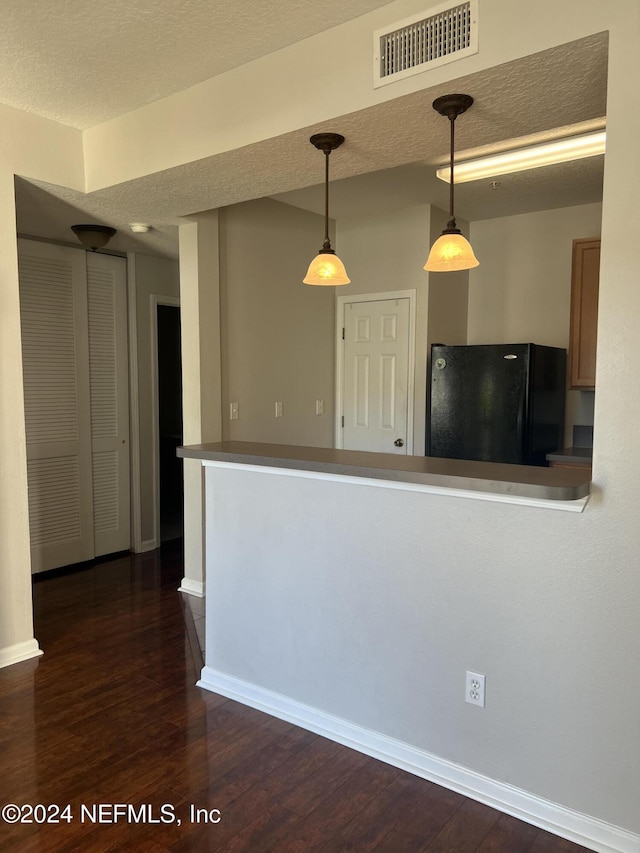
xmin=373 ymin=0 xmax=478 ymax=88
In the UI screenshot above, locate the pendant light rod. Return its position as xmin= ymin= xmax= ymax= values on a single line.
xmin=449 ymin=113 xmax=455 ymax=223
xmin=323 ymin=145 xmax=330 ymax=248
xmin=432 ymin=94 xmax=473 ymax=230
xmin=309 ymin=132 xmax=344 ymax=252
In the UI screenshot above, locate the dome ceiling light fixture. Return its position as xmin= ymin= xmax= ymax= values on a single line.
xmin=71 ymin=224 xmax=117 ymax=252
xmin=303 ymin=132 xmax=350 ymax=286
xmin=129 ymin=223 xmax=151 ymax=233
xmin=424 ymin=94 xmax=479 ymax=273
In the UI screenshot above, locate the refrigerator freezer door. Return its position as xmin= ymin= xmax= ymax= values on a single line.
xmin=429 ymin=344 xmax=529 ymax=464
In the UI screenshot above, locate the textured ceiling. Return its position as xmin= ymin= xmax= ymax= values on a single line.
xmin=273 ymin=155 xmax=604 ymax=224
xmin=15 ymin=33 xmax=608 ymax=258
xmin=0 ymin=0 xmax=392 ymax=129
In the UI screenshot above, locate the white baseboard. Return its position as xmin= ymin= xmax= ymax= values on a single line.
xmin=0 ymin=639 xmax=43 ymax=670
xmin=136 ymin=538 xmax=159 ymax=554
xmin=197 ymin=668 xmax=639 ymax=853
xmin=179 ymin=577 xmax=204 ymax=598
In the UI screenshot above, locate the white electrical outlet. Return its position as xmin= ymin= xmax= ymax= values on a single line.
xmin=315 ymin=399 xmax=324 ymax=415
xmin=229 ymin=402 xmax=239 ymax=420
xmin=465 ymin=671 xmax=486 ymax=707
xmin=275 ymin=401 xmax=283 ymax=418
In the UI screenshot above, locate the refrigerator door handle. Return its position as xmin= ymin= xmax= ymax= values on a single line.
xmin=516 ymin=401 xmax=525 ymax=463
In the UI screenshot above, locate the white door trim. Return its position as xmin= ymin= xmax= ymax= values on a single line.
xmin=127 ymin=254 xmax=143 ymax=552
xmin=150 ymin=295 xmax=181 ymax=550
xmin=335 ymin=290 xmax=416 ymax=453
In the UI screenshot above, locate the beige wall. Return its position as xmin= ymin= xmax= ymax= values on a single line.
xmin=337 ymin=204 xmax=470 ymax=454
xmin=217 ymin=200 xmax=469 ymax=457
xmin=220 ymin=198 xmax=334 ymax=447
xmin=1 ymin=102 xmax=84 ymax=190
xmin=131 ymin=252 xmax=180 ymax=546
xmin=0 ymin=108 xmax=83 ymax=667
xmin=338 ymin=204 xmax=431 ymax=452
xmin=468 ymin=203 xmax=602 ymax=445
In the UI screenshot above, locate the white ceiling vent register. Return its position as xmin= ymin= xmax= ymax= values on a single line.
xmin=373 ymin=0 xmax=478 ymax=88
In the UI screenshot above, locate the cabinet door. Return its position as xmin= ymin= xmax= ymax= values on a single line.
xmin=569 ymin=238 xmax=600 ymax=388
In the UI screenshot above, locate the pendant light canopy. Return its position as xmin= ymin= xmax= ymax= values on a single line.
xmin=303 ymin=133 xmax=350 ymax=286
xmin=424 ymin=94 xmax=479 ymax=273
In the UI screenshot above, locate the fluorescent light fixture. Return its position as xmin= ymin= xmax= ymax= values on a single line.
xmin=436 ymin=130 xmax=606 ymax=184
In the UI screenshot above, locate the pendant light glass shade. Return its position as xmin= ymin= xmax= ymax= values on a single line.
xmin=425 ymin=94 xmax=479 ymax=273
xmin=303 ymin=132 xmax=350 ymax=286
xmin=424 ymin=232 xmax=479 ymax=272
xmin=303 ymin=251 xmax=350 ymax=285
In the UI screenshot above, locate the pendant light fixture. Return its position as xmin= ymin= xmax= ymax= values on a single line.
xmin=303 ymin=133 xmax=350 ymax=286
xmin=424 ymin=94 xmax=479 ymax=273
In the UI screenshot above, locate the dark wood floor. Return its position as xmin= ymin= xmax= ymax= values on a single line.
xmin=0 ymin=543 xmax=591 ymax=852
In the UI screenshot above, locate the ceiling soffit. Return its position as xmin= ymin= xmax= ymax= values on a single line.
xmin=15 ymin=33 xmax=608 ymax=257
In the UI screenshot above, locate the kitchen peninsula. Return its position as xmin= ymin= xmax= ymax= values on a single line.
xmin=177 ymin=440 xmax=592 ymax=834
xmin=178 ymin=441 xmax=591 ymax=504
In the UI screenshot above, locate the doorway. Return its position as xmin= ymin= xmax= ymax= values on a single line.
xmin=336 ymin=290 xmax=416 ymax=455
xmin=155 ymin=303 xmax=183 ymax=542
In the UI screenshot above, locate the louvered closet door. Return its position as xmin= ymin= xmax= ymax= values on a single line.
xmin=86 ymin=253 xmax=130 ymax=557
xmin=18 ymin=240 xmax=95 ymax=573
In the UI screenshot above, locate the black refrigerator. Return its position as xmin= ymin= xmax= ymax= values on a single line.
xmin=428 ymin=343 xmax=566 ymax=466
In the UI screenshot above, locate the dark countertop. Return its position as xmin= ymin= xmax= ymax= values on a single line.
xmin=178 ymin=441 xmax=591 ymax=502
xmin=546 ymin=447 xmax=593 ymax=464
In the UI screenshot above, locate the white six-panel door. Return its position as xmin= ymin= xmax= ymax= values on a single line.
xmin=18 ymin=240 xmax=130 ymax=572
xmin=341 ymin=296 xmax=412 ymax=454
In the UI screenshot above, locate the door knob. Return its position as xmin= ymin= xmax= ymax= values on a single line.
xmin=394 ymin=438 xmax=404 ymax=447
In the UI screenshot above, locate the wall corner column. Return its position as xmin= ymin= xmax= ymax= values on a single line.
xmin=0 ymin=169 xmax=42 ymax=668
xmin=178 ymin=213 xmax=222 ymax=596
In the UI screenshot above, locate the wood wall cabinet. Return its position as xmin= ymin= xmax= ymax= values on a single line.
xmin=569 ymin=237 xmax=601 ymax=388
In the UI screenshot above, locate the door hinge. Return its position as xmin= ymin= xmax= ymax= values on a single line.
xmin=341 ymin=416 xmax=344 ymax=428
xmin=342 ymin=327 xmax=345 ymax=340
